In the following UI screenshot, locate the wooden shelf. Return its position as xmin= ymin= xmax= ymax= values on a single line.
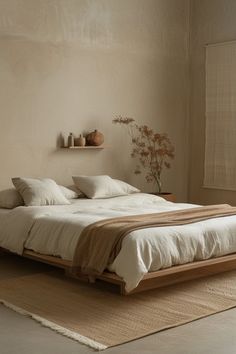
xmin=61 ymin=146 xmax=105 ymax=150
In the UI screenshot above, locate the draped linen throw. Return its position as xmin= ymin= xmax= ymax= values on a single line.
xmin=72 ymin=204 xmax=236 ymax=276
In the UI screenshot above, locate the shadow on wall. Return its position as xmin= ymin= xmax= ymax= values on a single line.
xmin=56 ymin=133 xmax=65 ymax=148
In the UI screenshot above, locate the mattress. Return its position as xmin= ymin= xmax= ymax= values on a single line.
xmin=1 ymin=193 xmax=236 ymax=292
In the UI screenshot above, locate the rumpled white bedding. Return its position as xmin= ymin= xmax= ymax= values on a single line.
xmin=1 ymin=193 xmax=236 ymax=292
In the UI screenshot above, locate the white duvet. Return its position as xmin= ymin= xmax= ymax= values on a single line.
xmin=1 ymin=193 xmax=236 ymax=292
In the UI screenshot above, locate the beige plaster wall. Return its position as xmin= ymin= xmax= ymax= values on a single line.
xmin=189 ymin=0 xmax=236 ymax=205
xmin=0 ymin=0 xmax=189 ymax=200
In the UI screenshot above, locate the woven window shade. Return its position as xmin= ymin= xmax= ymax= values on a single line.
xmin=204 ymin=41 xmax=236 ymax=190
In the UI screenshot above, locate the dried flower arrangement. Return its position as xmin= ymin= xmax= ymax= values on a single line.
xmin=113 ymin=116 xmax=175 ymax=193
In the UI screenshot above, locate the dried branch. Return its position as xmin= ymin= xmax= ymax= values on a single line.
xmin=112 ymin=116 xmax=175 ymax=193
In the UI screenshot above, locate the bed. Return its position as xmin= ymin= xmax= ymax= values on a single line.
xmin=1 ymin=192 xmax=236 ymax=294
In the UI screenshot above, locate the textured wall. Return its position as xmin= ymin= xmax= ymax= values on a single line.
xmin=189 ymin=0 xmax=236 ymax=205
xmin=0 ymin=0 xmax=189 ymax=200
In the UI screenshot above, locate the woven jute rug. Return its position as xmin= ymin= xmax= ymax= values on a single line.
xmin=1 ymin=270 xmax=236 ymax=350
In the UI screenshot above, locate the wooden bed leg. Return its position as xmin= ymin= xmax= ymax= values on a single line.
xmin=64 ymin=268 xmax=74 ymax=278
xmin=120 ymin=282 xmax=127 ymax=296
xmin=64 ymin=268 xmax=92 ymax=283
xmin=0 ymin=247 xmax=7 ymax=256
xmin=88 ymin=275 xmax=96 ymax=284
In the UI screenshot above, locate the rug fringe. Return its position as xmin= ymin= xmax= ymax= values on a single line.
xmin=0 ymin=299 xmax=107 ymax=351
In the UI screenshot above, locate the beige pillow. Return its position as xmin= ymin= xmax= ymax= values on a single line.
xmin=12 ymin=178 xmax=70 ymax=206
xmin=0 ymin=188 xmax=24 ymax=209
xmin=72 ymin=175 xmax=127 ymax=199
xmin=59 ymin=185 xmax=80 ymax=199
xmin=114 ymin=179 xmax=140 ymax=194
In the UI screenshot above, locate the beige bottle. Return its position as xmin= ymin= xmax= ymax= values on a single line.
xmin=78 ymin=134 xmax=86 ymax=146
xmin=68 ymin=133 xmax=74 ymax=147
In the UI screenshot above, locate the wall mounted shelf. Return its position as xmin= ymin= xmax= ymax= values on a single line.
xmin=61 ymin=146 xmax=105 ymax=150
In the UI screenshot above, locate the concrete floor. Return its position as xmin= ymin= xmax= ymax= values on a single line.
xmin=0 ymin=255 xmax=236 ymax=354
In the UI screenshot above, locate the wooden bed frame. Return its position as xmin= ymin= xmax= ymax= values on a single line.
xmin=2 ymin=247 xmax=236 ymax=295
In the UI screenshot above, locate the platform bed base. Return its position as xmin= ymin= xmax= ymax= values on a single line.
xmin=2 ymin=248 xmax=236 ymax=295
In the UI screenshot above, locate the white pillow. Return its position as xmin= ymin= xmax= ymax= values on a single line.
xmin=72 ymin=175 xmax=127 ymax=199
xmin=0 ymin=188 xmax=24 ymax=209
xmin=59 ymin=185 xmax=80 ymax=199
xmin=114 ymin=179 xmax=140 ymax=194
xmin=12 ymin=178 xmax=70 ymax=206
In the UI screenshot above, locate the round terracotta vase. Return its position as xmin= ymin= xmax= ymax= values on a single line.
xmin=86 ymin=130 xmax=104 ymax=146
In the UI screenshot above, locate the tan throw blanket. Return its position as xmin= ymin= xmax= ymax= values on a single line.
xmin=72 ymin=204 xmax=236 ymax=276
